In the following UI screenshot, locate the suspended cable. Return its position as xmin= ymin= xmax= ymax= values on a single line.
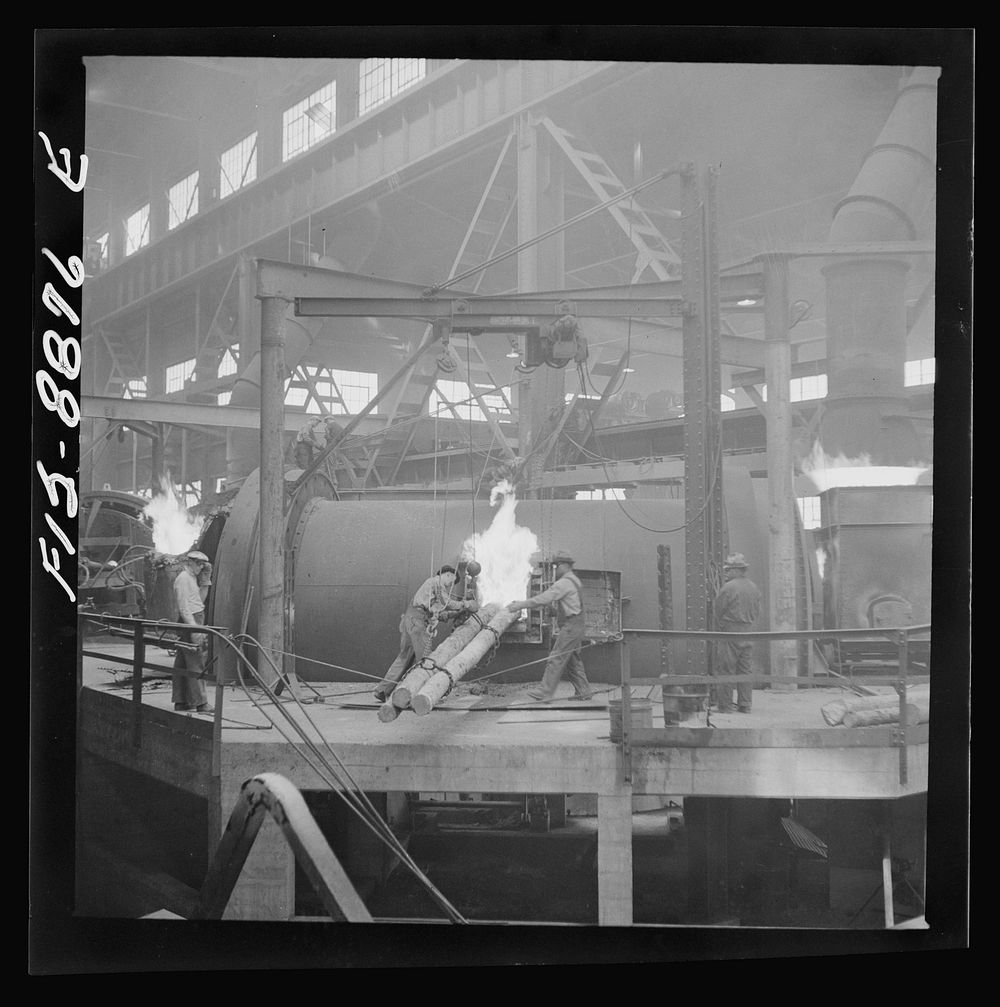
xmin=228 ymin=635 xmax=468 ymax=923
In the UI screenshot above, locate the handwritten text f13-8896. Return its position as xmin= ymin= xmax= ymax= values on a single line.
xmin=36 ymin=132 xmax=89 ymax=602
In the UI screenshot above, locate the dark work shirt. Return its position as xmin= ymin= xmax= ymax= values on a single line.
xmin=714 ymin=576 xmax=761 ymax=627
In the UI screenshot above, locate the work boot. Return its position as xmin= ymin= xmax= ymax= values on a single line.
xmin=526 ymin=690 xmax=554 ymax=702
xmin=195 ymin=704 xmax=214 ymax=714
xmin=567 ymin=693 xmax=595 ymax=702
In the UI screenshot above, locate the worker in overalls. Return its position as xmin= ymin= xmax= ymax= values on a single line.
xmin=374 ymin=565 xmax=478 ymax=702
xmin=507 ymin=552 xmax=594 ymax=702
xmin=172 ymin=550 xmax=213 ymax=714
xmin=712 ymin=553 xmax=762 ymax=713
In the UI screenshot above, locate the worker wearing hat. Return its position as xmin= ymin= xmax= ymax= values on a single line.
xmin=712 ymin=553 xmax=762 ymax=713
xmin=507 ymin=552 xmax=594 ymax=702
xmin=374 ymin=564 xmax=480 ymax=703
xmin=172 ymin=550 xmax=213 ymax=714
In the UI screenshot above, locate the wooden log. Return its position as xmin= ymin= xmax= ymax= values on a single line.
xmin=411 ymin=608 xmax=518 ymax=716
xmin=377 ymin=699 xmax=401 ymax=723
xmin=843 ymin=700 xmax=929 ymax=728
xmin=821 ymin=685 xmax=930 ymax=726
xmin=391 ymin=604 xmax=500 ymax=709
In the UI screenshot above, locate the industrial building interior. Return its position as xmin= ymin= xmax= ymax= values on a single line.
xmin=42 ymin=36 xmax=971 ymax=959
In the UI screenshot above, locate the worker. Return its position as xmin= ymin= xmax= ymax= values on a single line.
xmin=507 ymin=552 xmax=594 ymax=702
xmin=453 ymin=559 xmax=482 ymax=606
xmin=712 ymin=553 xmax=762 ymax=713
xmin=374 ymin=565 xmax=479 ymax=702
xmin=172 ymin=550 xmax=213 ymax=714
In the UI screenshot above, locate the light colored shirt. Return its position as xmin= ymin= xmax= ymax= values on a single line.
xmin=531 ymin=570 xmax=583 ymax=618
xmin=411 ymin=574 xmax=464 ymax=613
xmin=174 ymin=568 xmax=205 ymax=622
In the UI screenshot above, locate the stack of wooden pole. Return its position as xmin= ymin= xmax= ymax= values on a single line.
xmin=411 ymin=608 xmax=520 ymax=716
xmin=821 ymin=685 xmax=930 ymax=728
xmin=377 ymin=604 xmax=502 ymax=722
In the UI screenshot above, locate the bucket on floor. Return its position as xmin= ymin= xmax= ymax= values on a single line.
xmin=609 ymin=699 xmax=653 ymax=742
xmin=660 ymin=677 xmax=710 ymax=724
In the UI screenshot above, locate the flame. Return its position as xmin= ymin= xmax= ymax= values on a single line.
xmin=144 ymin=479 xmax=204 ymax=555
xmin=462 ymin=480 xmax=539 ymax=607
xmin=801 ymin=441 xmax=929 ymax=493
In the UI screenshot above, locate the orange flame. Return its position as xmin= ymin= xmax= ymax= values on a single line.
xmin=462 ymin=480 xmax=539 ymax=607
xmin=144 ymin=479 xmax=204 ymax=555
xmin=801 ymin=441 xmax=929 ymax=493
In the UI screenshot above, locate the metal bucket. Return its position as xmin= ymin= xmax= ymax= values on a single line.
xmin=608 ymin=699 xmax=653 ymax=742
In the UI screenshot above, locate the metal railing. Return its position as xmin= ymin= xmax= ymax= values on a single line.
xmin=79 ymin=611 xmax=235 ymax=751
xmin=615 ymin=624 xmax=931 ymax=786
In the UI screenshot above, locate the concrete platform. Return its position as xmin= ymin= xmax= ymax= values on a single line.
xmin=78 ymin=644 xmax=929 ymax=924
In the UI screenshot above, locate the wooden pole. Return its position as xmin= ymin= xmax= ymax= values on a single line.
xmin=391 ymin=604 xmax=500 ymax=709
xmin=412 ymin=608 xmax=518 ymax=715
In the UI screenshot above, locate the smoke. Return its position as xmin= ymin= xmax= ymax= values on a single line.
xmin=144 ymin=478 xmax=205 ymax=555
xmin=801 ymin=441 xmax=929 ymax=493
xmin=461 ymin=480 xmax=539 ymax=607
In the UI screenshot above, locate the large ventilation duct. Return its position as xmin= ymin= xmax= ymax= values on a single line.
xmin=819 ymin=67 xmax=938 ymax=463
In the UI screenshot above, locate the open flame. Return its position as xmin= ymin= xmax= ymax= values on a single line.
xmin=144 ymin=479 xmax=204 ymax=555
xmin=801 ymin=440 xmax=929 ymax=493
xmin=462 ymin=480 xmax=539 ymax=607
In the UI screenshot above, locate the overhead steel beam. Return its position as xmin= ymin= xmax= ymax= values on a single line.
xmin=81 ymin=394 xmax=390 ymax=435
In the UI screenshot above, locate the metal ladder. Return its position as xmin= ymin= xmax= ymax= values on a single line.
xmin=538 ymin=115 xmax=681 ymax=281
xmin=99 ymin=326 xmax=146 ymax=397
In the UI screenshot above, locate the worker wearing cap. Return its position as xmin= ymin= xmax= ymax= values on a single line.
xmin=374 ymin=565 xmax=479 ymax=702
xmin=712 ymin=553 xmax=762 ymax=713
xmin=507 ymin=552 xmax=594 ymax=702
xmin=172 ymin=550 xmax=213 ymax=714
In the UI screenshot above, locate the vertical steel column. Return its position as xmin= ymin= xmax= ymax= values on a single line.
xmin=681 ymin=165 xmax=723 ymax=677
xmin=150 ymin=422 xmax=166 ymax=494
xmin=516 ymin=112 xmax=566 ymax=496
xmin=258 ymin=295 xmax=288 ymax=689
xmin=703 ymin=167 xmax=725 ymax=590
xmin=764 ymin=256 xmax=799 ymax=688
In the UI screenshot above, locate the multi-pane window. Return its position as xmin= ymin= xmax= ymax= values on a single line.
xmin=282 ymin=81 xmax=336 ymax=161
xmin=576 ymin=488 xmax=626 ymax=500
xmin=797 ymin=496 xmax=822 ymax=530
xmin=123 ymin=377 xmax=147 ymax=400
xmin=359 ymin=58 xmax=427 ymax=115
xmin=167 ymin=171 xmax=199 ymax=229
xmin=85 ymin=232 xmax=109 ymax=274
xmin=285 ymin=366 xmax=379 ymax=415
xmin=430 ymin=380 xmax=510 ymax=422
xmin=905 ymin=357 xmax=935 ymax=386
xmin=219 ymin=132 xmax=257 ymax=199
xmin=217 ymin=344 xmax=240 ymax=378
xmin=327 ymin=368 xmax=378 ymax=414
xmin=790 ymin=373 xmax=828 ymax=402
xmin=124 ymin=203 xmax=150 ymax=256
xmin=165 ymin=358 xmax=196 ymax=394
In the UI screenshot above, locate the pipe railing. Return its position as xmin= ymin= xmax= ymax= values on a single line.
xmin=615 ymin=624 xmax=931 ymax=785
xmin=79 ymin=611 xmax=234 ymax=751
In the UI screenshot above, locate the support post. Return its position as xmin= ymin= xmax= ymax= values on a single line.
xmin=681 ymin=166 xmax=723 ymax=679
xmin=597 ymin=792 xmax=633 ymax=926
xmin=516 ymin=112 xmax=566 ymax=496
xmin=763 ymin=257 xmax=798 ymax=689
xmin=258 ymin=295 xmax=288 ymax=689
